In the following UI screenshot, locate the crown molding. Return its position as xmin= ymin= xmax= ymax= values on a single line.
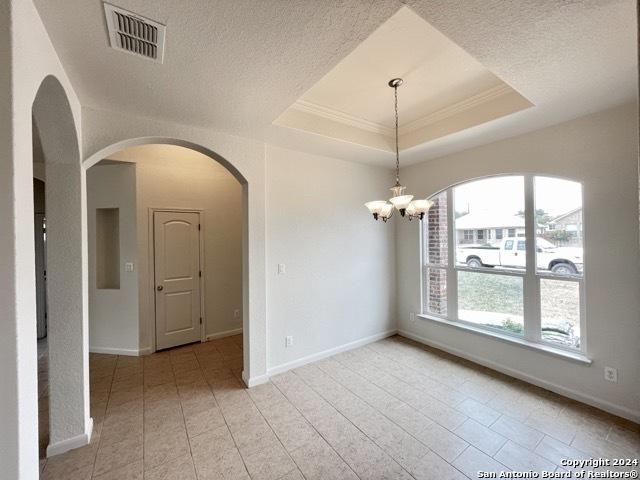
xmin=290 ymin=84 xmax=514 ymax=141
xmin=399 ymin=84 xmax=513 ymax=135
xmin=291 ymin=100 xmax=394 ymax=136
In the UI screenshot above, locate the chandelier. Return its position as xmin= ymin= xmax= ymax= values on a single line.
xmin=365 ymin=78 xmax=433 ymax=222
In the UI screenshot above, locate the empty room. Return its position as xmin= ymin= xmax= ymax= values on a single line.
xmin=1 ymin=1 xmax=639 ymax=479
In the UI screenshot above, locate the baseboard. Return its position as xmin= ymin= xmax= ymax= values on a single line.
xmin=206 ymin=328 xmax=243 ymax=341
xmin=46 ymin=417 xmax=93 ymax=457
xmin=243 ymin=371 xmax=270 ymax=388
xmin=267 ymin=329 xmax=398 ymax=378
xmin=397 ymin=329 xmax=640 ymax=424
xmin=89 ymin=346 xmax=141 ymax=356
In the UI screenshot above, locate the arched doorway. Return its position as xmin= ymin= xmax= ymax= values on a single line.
xmin=83 ymin=138 xmax=253 ymax=383
xmin=32 ymin=75 xmax=92 ymax=459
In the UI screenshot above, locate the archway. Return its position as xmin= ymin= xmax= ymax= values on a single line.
xmin=84 ymin=138 xmax=254 ymax=384
xmin=32 ymin=75 xmax=92 ymax=457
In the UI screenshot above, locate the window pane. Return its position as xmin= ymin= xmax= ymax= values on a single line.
xmin=534 ymin=177 xmax=583 ymax=276
xmin=425 ymin=191 xmax=448 ymax=266
xmin=454 ymin=176 xmax=525 ymax=270
xmin=541 ymin=279 xmax=580 ymax=348
xmin=424 ymin=267 xmax=447 ymax=316
xmin=458 ymin=271 xmax=524 ymax=334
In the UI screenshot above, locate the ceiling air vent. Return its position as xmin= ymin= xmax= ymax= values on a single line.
xmin=103 ymin=3 xmax=166 ymax=63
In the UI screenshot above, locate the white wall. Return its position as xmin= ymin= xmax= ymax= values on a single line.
xmin=396 ymin=103 xmax=640 ymax=421
xmin=2 ymin=0 xmax=90 ymax=473
xmin=81 ymin=109 xmax=399 ymax=383
xmin=87 ymin=164 xmax=139 ymax=354
xmin=265 ymin=144 xmax=396 ymax=371
xmin=104 ymin=145 xmax=243 ymax=352
xmin=81 ymin=107 xmax=268 ymax=385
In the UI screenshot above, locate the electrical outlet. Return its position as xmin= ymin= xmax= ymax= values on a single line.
xmin=410 ymin=312 xmax=416 ymax=322
xmin=278 ymin=263 xmax=286 ymax=275
xmin=125 ymin=262 xmax=134 ymax=272
xmin=233 ymin=309 xmax=241 ymax=318
xmin=604 ymin=366 xmax=618 ymax=383
xmin=285 ymin=336 xmax=293 ymax=348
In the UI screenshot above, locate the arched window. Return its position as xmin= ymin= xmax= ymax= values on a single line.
xmin=422 ymin=175 xmax=584 ymax=352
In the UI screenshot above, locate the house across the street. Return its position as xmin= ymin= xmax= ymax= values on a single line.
xmin=456 ymin=211 xmax=525 ymax=245
xmin=545 ymin=207 xmax=583 ymax=243
xmin=456 ymin=207 xmax=583 ymax=246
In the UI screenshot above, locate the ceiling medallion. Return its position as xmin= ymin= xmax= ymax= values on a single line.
xmin=365 ymin=78 xmax=433 ymax=222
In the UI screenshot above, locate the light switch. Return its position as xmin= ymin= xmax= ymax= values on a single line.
xmin=277 ymin=263 xmax=286 ymax=275
xmin=125 ymin=262 xmax=135 ymax=272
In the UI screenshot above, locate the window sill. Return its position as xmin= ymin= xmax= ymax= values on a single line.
xmin=416 ymin=314 xmax=592 ymax=365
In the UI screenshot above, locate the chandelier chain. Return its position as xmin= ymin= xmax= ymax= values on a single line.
xmin=365 ymin=78 xmax=434 ymax=222
xmin=394 ymin=84 xmax=400 ymax=186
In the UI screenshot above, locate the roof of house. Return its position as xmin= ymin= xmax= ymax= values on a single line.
xmin=551 ymin=207 xmax=582 ymax=223
xmin=455 ymin=212 xmax=525 ymax=230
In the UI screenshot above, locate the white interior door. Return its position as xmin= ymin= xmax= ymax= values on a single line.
xmin=34 ymin=214 xmax=47 ymax=339
xmin=154 ymin=211 xmax=202 ymax=350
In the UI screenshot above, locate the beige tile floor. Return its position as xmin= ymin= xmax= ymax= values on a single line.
xmin=38 ymin=338 xmax=50 ymax=459
xmin=39 ymin=334 xmax=639 ymax=479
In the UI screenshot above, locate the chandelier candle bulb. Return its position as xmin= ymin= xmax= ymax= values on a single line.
xmin=365 ymin=78 xmax=433 ymax=222
xmin=390 ymin=194 xmax=414 ymax=214
xmin=379 ymin=203 xmax=394 ymax=221
xmin=364 ymin=200 xmax=388 ymax=220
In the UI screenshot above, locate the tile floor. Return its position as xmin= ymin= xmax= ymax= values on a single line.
xmin=39 ymin=334 xmax=639 ymax=479
xmin=38 ymin=337 xmax=50 ymax=459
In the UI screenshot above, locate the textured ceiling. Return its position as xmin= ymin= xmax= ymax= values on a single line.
xmin=274 ymin=6 xmax=533 ymax=152
xmin=33 ymin=0 xmax=637 ymax=167
xmin=32 ymin=0 xmax=399 ymax=136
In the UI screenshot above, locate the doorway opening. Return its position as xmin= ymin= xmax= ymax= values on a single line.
xmin=33 ymin=136 xmax=49 ymax=460
xmin=85 ymin=144 xmax=245 ymax=397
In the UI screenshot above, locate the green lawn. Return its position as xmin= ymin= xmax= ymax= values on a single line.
xmin=457 ymin=270 xmax=580 ymax=345
xmin=458 ymin=271 xmax=523 ymax=315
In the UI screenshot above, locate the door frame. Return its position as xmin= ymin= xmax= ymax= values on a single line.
xmin=148 ymin=207 xmax=207 ymax=352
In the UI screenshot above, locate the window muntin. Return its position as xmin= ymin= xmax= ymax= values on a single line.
xmin=422 ymin=175 xmax=585 ymax=352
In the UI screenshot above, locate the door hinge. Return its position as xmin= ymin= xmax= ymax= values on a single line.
xmin=199 ymin=270 xmax=202 ymax=277
xmin=199 ymin=317 xmax=203 ymax=325
xmin=198 ymin=224 xmax=201 ymax=231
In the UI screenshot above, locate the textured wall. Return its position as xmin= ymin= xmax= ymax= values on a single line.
xmin=265 ymin=144 xmax=397 ymax=370
xmin=87 ymin=164 xmax=139 ymax=354
xmin=81 ymin=107 xmax=268 ymax=384
xmin=100 ymin=145 xmax=243 ymax=352
xmin=396 ymin=103 xmax=640 ymax=421
xmin=1 ymin=0 xmax=89 ymax=475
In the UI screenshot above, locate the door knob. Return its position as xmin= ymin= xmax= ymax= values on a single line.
xmin=157 ymin=285 xmax=164 ymax=291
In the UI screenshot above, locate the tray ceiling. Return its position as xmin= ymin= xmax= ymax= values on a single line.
xmin=274 ymin=7 xmax=533 ymax=152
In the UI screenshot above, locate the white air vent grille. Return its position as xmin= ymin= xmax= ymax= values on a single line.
xmin=104 ymin=3 xmax=166 ymax=63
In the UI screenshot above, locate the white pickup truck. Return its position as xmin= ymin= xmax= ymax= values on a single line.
xmin=457 ymin=237 xmax=583 ymax=274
